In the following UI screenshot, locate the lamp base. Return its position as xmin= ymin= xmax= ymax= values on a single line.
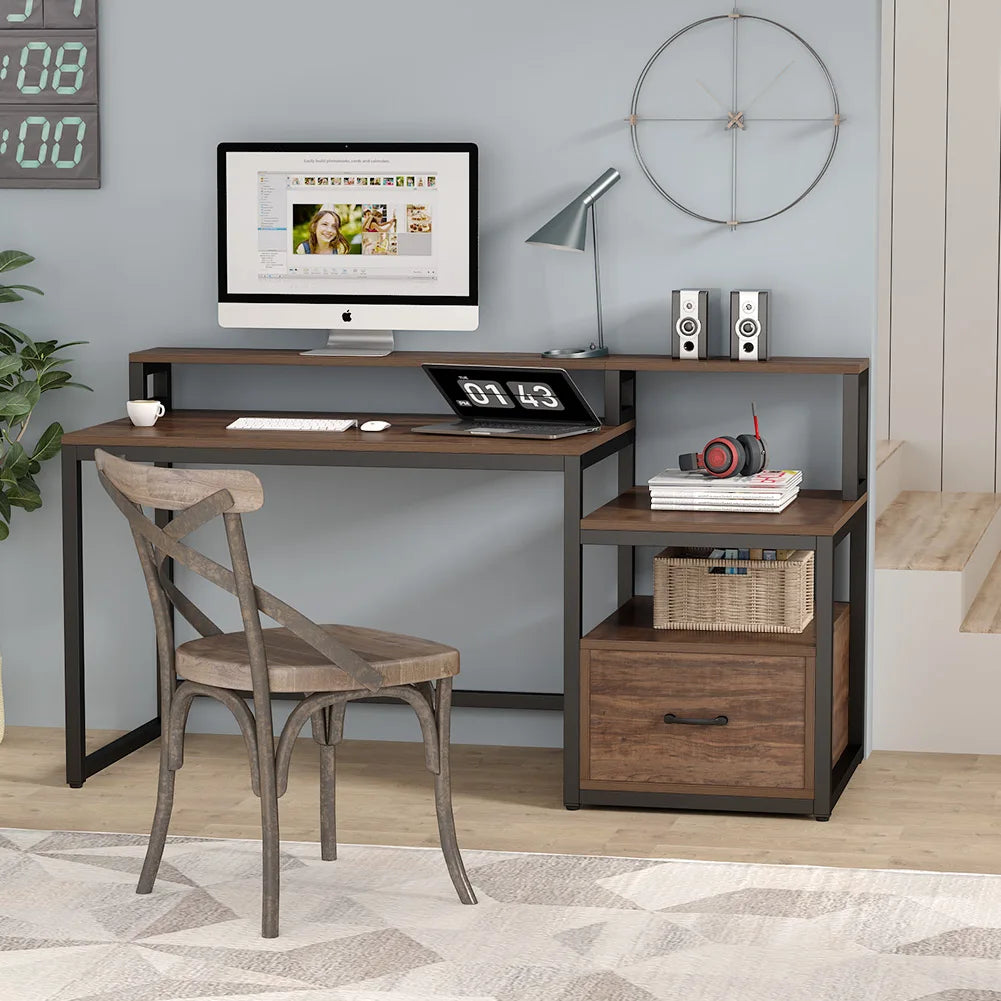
xmin=541 ymin=344 xmax=610 ymax=359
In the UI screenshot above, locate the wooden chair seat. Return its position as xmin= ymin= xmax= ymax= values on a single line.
xmin=177 ymin=624 xmax=459 ymax=693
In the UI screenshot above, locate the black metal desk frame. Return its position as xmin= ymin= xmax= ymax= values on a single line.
xmin=63 ymin=353 xmax=868 ymax=823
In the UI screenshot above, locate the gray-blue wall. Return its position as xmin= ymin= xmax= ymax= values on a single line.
xmin=0 ymin=0 xmax=879 ymax=747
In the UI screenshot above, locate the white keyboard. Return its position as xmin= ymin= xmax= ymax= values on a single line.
xmin=226 ymin=417 xmax=358 ymax=432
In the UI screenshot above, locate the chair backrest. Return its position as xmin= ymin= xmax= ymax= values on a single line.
xmin=95 ymin=449 xmax=265 ymax=513
xmin=94 ymin=450 xmax=381 ymax=709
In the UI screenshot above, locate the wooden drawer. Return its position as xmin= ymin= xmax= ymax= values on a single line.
xmin=581 ymin=649 xmax=812 ymax=795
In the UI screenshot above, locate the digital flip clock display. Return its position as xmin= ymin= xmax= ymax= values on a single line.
xmin=0 ymin=0 xmax=99 ymax=188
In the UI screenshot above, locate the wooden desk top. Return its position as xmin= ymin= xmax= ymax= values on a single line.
xmin=129 ymin=347 xmax=870 ymax=376
xmin=62 ymin=410 xmax=635 ymax=458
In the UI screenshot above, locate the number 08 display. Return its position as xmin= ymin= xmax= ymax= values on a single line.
xmin=0 ymin=0 xmax=98 ymax=188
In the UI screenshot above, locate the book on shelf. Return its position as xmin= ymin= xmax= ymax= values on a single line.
xmin=647 ymin=468 xmax=802 ymax=496
xmin=650 ymin=492 xmax=798 ymax=514
xmin=649 ymin=485 xmax=799 ymax=502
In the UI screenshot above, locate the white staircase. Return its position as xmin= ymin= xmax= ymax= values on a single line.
xmin=874 ymin=480 xmax=1001 ymax=753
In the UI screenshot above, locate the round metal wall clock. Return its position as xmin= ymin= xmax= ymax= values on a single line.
xmin=627 ymin=10 xmax=841 ymax=227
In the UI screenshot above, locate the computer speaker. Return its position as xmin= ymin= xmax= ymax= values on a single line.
xmin=730 ymin=290 xmax=769 ymax=362
xmin=672 ymin=289 xmax=710 ymax=360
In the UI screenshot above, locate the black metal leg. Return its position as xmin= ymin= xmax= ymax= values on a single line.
xmin=813 ymin=535 xmax=835 ymax=818
xmin=842 ymin=371 xmax=869 ymax=501
xmin=617 ymin=442 xmax=635 ymax=605
xmin=848 ymin=509 xmax=868 ymax=749
xmin=563 ymin=456 xmax=583 ymax=809
xmin=602 ymin=370 xmax=635 ymax=425
xmin=62 ymin=446 xmax=86 ymax=788
xmin=153 ymin=464 xmax=174 ymax=722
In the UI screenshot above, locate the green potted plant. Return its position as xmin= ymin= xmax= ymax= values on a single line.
xmin=0 ymin=249 xmax=90 ymax=741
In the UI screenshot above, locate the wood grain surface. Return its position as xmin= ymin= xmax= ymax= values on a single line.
xmin=63 ymin=411 xmax=634 ymax=458
xmin=128 ymin=347 xmax=869 ymax=375
xmin=582 ymin=649 xmax=809 ymax=793
xmin=3 ymin=728 xmax=999 ymax=874
xmin=582 ymin=595 xmax=850 ymax=657
xmin=94 ymin=449 xmax=265 ymax=512
xmin=581 ymin=488 xmax=866 ymax=538
xmin=961 ymin=550 xmax=1001 ymax=633
xmin=875 ymin=490 xmax=1001 ymax=570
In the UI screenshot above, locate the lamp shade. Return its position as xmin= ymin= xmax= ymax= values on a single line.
xmin=526 ymin=168 xmax=621 ymax=251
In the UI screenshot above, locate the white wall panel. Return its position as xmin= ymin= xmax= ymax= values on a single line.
xmin=887 ymin=0 xmax=950 ymax=489
xmin=942 ymin=0 xmax=1001 ymax=491
xmin=877 ymin=0 xmax=895 ymax=442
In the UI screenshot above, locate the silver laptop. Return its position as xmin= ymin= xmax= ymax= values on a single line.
xmin=413 ymin=364 xmax=603 ymax=439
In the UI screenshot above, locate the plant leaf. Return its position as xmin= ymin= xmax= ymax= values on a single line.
xmin=8 ymin=478 xmax=41 ymax=512
xmin=30 ymin=422 xmax=62 ymax=463
xmin=0 ymin=390 xmax=31 ymax=419
xmin=0 ymin=488 xmax=10 ymax=521
xmin=0 ymin=518 xmax=8 ymax=542
xmin=3 ymin=284 xmax=42 ymax=296
xmin=3 ymin=441 xmax=28 ymax=479
xmin=0 ymin=251 xmax=33 ymax=273
xmin=16 ymin=380 xmax=40 ymax=408
xmin=0 ymin=322 xmax=31 ymax=347
xmin=38 ymin=370 xmax=71 ymax=390
xmin=0 ymin=288 xmax=24 ymax=304
xmin=0 ymin=355 xmax=23 ymax=380
xmin=27 ymin=459 xmax=39 ymax=474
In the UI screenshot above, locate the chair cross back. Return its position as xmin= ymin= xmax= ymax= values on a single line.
xmin=93 ymin=449 xmax=381 ymax=692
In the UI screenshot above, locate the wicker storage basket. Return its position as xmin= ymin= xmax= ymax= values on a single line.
xmin=652 ymin=547 xmax=814 ymax=633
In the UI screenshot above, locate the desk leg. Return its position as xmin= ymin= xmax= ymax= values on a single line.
xmin=153 ymin=463 xmax=174 ymax=721
xmin=848 ymin=509 xmax=868 ymax=750
xmin=563 ymin=457 xmax=582 ymax=809
xmin=617 ymin=442 xmax=635 ymax=604
xmin=813 ymin=536 xmax=835 ymax=820
xmin=62 ymin=447 xmax=85 ymax=788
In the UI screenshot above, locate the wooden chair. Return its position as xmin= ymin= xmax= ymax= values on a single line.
xmin=94 ymin=449 xmax=477 ymax=938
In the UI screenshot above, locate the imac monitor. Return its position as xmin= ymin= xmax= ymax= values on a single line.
xmin=218 ymin=142 xmax=478 ymax=356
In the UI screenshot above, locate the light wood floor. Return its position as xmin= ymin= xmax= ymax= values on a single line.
xmin=1 ymin=727 xmax=1000 ymax=874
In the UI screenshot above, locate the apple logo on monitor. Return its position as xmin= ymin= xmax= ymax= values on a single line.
xmin=341 ymin=309 xmax=352 ymax=323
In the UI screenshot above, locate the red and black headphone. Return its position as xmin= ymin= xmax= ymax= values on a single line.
xmin=679 ymin=404 xmax=768 ymax=478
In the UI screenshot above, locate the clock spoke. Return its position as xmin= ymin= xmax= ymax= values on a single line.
xmin=626 ymin=115 xmax=730 ymax=124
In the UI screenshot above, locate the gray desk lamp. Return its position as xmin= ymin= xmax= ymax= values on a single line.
xmin=526 ymin=167 xmax=621 ymax=359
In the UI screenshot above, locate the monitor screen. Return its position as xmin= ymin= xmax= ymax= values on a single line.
xmin=217 ymin=142 xmax=477 ymax=333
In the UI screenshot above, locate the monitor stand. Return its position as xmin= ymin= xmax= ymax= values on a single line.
xmin=300 ymin=329 xmax=395 ymax=357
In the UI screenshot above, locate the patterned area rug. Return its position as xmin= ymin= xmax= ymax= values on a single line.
xmin=0 ymin=829 xmax=999 ymax=1001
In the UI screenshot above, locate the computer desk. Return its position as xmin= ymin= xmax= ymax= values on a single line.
xmin=61 ymin=352 xmax=637 ymax=789
xmin=62 ymin=348 xmax=869 ymax=819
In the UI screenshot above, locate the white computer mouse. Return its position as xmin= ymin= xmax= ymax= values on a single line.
xmin=360 ymin=420 xmax=392 ymax=432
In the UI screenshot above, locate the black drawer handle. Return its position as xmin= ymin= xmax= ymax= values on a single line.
xmin=663 ymin=713 xmax=729 ymax=727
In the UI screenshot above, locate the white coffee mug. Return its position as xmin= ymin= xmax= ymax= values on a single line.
xmin=127 ymin=399 xmax=166 ymax=427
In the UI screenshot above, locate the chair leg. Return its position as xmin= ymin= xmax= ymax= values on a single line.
xmin=431 ymin=678 xmax=476 ymax=905
xmin=137 ymin=689 xmax=194 ymax=895
xmin=319 ymin=743 xmax=337 ymax=861
xmin=259 ymin=745 xmax=281 ymax=939
xmin=137 ymin=743 xmax=176 ymax=895
xmin=312 ymin=704 xmax=344 ymax=861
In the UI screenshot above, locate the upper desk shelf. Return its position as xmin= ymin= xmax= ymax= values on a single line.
xmin=127 ymin=348 xmax=869 ymax=502
xmin=128 ymin=347 xmax=870 ymax=376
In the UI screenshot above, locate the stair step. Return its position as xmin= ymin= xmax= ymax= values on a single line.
xmin=876 ymin=439 xmax=904 ymax=469
xmin=875 ymin=491 xmax=1001 ymax=571
xmin=961 ymin=550 xmax=1001 ymax=633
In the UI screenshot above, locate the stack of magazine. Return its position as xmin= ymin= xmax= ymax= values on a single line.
xmin=647 ymin=468 xmax=803 ymax=513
